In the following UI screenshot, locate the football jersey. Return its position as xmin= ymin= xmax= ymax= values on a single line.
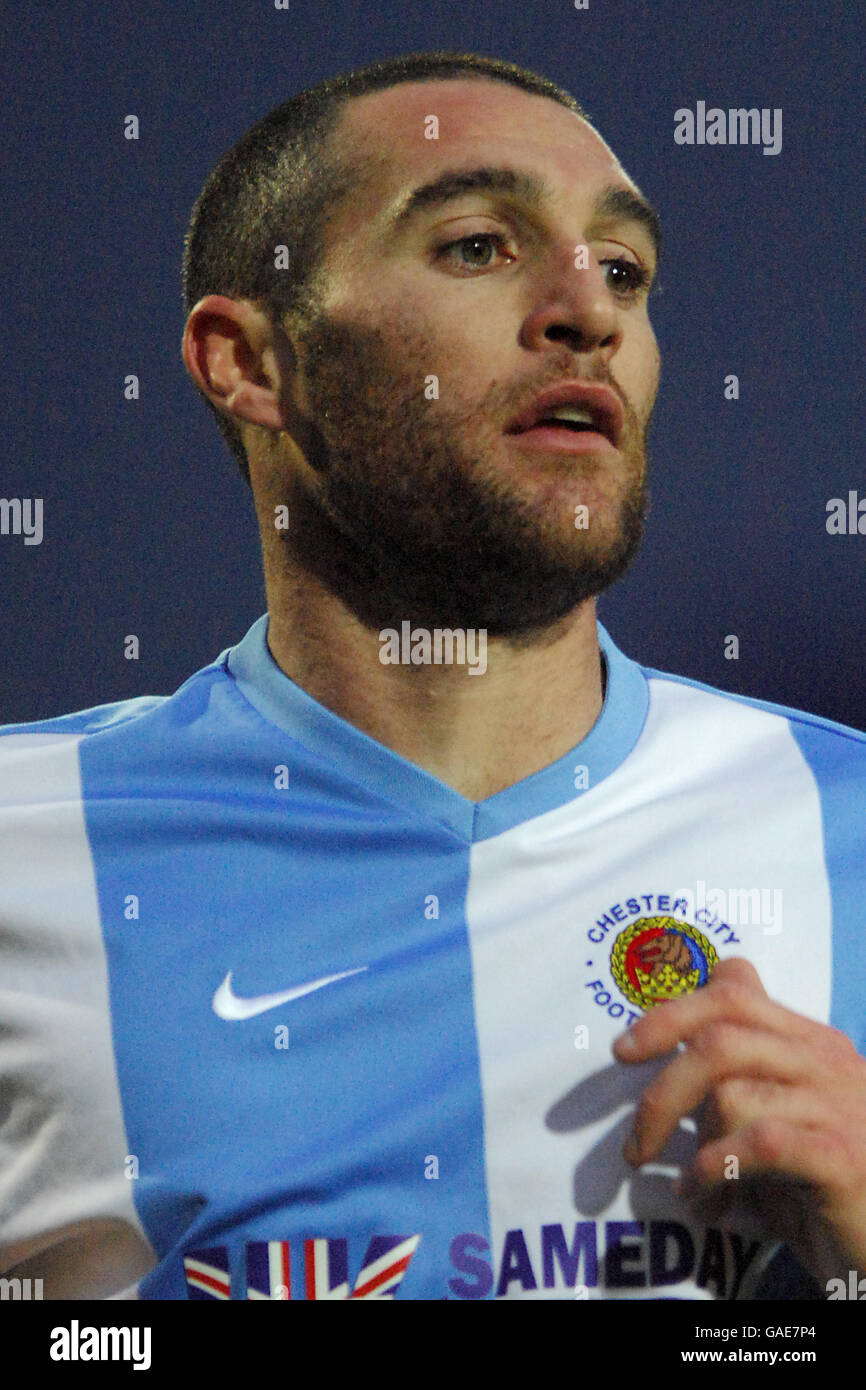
xmin=1 ymin=612 xmax=864 ymax=1301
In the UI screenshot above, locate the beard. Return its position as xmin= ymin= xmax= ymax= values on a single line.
xmin=275 ymin=314 xmax=652 ymax=638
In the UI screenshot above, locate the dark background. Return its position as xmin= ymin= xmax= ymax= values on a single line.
xmin=2 ymin=0 xmax=863 ymax=728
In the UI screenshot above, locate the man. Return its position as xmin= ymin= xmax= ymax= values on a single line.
xmin=1 ymin=52 xmax=864 ymax=1302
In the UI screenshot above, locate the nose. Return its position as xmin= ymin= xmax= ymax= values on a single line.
xmin=519 ymin=245 xmax=623 ymax=359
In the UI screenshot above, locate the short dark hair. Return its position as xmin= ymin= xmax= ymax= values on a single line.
xmin=182 ymin=52 xmax=591 ymax=487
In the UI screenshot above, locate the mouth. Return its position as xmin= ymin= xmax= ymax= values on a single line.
xmin=505 ymin=381 xmax=625 ymax=453
xmin=506 ymin=421 xmax=616 ymax=455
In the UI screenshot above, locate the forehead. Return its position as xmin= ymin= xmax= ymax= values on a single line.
xmin=330 ymin=77 xmax=634 ymax=220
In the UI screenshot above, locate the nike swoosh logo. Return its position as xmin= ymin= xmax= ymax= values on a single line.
xmin=212 ymin=966 xmax=368 ymax=1021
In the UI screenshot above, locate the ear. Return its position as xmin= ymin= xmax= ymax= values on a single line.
xmin=181 ymin=295 xmax=290 ymax=431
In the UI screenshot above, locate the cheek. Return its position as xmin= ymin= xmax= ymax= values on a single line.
xmin=383 ymin=272 xmax=512 ymax=350
xmin=356 ymin=287 xmax=451 ymax=365
xmin=620 ymin=325 xmax=660 ymax=403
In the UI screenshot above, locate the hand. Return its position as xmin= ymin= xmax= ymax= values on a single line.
xmin=612 ymin=956 xmax=866 ymax=1282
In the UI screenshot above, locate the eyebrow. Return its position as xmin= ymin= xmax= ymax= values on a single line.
xmin=391 ymin=165 xmax=662 ymax=262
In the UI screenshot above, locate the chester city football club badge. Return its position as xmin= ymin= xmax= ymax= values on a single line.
xmin=611 ymin=916 xmax=718 ymax=1009
xmin=582 ymin=893 xmax=727 ymax=1024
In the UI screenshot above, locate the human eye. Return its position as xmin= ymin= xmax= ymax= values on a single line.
xmin=435 ymin=232 xmax=515 ymax=274
xmin=601 ymin=256 xmax=653 ymax=300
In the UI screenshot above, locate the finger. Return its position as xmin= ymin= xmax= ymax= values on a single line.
xmin=613 ymin=958 xmax=819 ymax=1064
xmin=709 ymin=956 xmax=767 ymax=993
xmin=624 ymin=1027 xmax=816 ymax=1165
xmin=686 ymin=1120 xmax=855 ymax=1198
xmin=699 ymin=1075 xmax=849 ymax=1144
xmin=690 ymin=1125 xmax=866 ymax=1270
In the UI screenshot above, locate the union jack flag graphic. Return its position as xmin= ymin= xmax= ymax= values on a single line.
xmin=246 ymin=1241 xmax=291 ymax=1300
xmin=303 ymin=1236 xmax=349 ymax=1299
xmin=348 ymin=1235 xmax=421 ymax=1300
xmin=306 ymin=1235 xmax=421 ymax=1300
xmin=183 ymin=1247 xmax=231 ymax=1300
xmin=183 ymin=1234 xmax=421 ymax=1299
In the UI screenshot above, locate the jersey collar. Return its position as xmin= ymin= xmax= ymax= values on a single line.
xmin=224 ymin=612 xmax=648 ymax=843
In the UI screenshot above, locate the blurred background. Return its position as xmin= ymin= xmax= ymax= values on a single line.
xmin=2 ymin=0 xmax=863 ymax=728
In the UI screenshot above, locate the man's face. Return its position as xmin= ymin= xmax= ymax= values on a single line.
xmin=274 ymin=77 xmax=661 ymax=636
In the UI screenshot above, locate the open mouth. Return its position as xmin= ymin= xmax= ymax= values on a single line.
xmin=534 ymin=419 xmax=597 ymax=433
xmin=505 ymin=388 xmax=624 ymax=449
xmin=508 ymin=415 xmax=617 ymax=452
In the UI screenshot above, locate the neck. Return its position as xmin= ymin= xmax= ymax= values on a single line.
xmin=260 ymin=550 xmax=605 ymax=803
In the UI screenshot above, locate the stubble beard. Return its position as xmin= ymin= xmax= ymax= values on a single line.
xmin=275 ymin=315 xmax=652 ymax=638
